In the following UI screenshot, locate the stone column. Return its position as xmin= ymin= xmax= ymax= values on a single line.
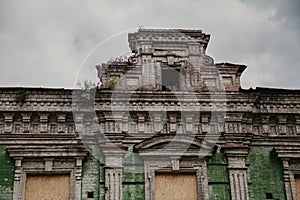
xmin=282 ymin=159 xmax=296 ymax=200
xmin=75 ymin=157 xmax=83 ymax=200
xmin=13 ymin=157 xmax=22 ymax=200
xmin=222 ymin=144 xmax=249 ymax=200
xmin=101 ymin=144 xmax=127 ymax=200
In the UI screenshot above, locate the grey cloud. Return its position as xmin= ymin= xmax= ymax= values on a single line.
xmin=0 ymin=0 xmax=299 ymax=89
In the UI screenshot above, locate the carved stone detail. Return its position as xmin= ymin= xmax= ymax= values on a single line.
xmin=101 ymin=144 xmax=127 ymax=200
xmin=222 ymin=144 xmax=249 ymax=200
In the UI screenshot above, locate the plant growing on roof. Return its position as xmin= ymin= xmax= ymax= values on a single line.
xmin=16 ymin=89 xmax=29 ymax=105
xmin=108 ymin=76 xmax=120 ymax=90
xmin=77 ymin=80 xmax=98 ymax=101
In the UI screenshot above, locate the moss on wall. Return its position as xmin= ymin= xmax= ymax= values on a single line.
xmin=247 ymin=146 xmax=286 ymax=200
xmin=207 ymin=150 xmax=231 ymax=200
xmin=0 ymin=145 xmax=14 ymax=200
xmin=81 ymin=155 xmax=101 ymax=200
xmin=123 ymin=184 xmax=145 ymax=200
xmin=123 ymin=145 xmax=145 ymax=200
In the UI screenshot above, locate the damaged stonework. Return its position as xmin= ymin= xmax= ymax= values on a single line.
xmin=0 ymin=28 xmax=300 ymax=200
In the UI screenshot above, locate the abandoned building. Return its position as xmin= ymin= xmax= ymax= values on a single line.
xmin=0 ymin=28 xmax=300 ymax=200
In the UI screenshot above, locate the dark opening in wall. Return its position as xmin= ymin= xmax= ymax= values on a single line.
xmin=266 ymin=193 xmax=273 ymax=199
xmin=161 ymin=66 xmax=180 ymax=91
xmin=87 ymin=191 xmax=94 ymax=198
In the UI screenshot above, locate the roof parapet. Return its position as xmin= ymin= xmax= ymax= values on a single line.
xmin=216 ymin=62 xmax=247 ymax=92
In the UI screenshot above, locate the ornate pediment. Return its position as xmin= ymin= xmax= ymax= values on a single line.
xmin=134 ymin=135 xmax=215 ymax=157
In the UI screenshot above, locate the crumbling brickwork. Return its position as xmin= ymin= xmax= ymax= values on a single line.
xmin=0 ymin=28 xmax=300 ymax=200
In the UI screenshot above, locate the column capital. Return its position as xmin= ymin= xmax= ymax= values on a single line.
xmin=222 ymin=143 xmax=249 ymax=158
xmin=101 ymin=143 xmax=128 ymax=168
xmin=101 ymin=143 xmax=128 ymax=156
xmin=222 ymin=143 xmax=249 ymax=200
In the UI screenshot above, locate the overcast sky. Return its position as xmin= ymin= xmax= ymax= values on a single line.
xmin=0 ymin=0 xmax=299 ymax=89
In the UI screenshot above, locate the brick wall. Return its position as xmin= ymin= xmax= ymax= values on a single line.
xmin=81 ymin=155 xmax=102 ymax=200
xmin=123 ymin=145 xmax=145 ymax=200
xmin=0 ymin=146 xmax=14 ymax=200
xmin=208 ymin=150 xmax=231 ymax=200
xmin=247 ymin=146 xmax=286 ymax=200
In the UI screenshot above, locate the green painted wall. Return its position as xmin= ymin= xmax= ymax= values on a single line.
xmin=0 ymin=145 xmax=14 ymax=200
xmin=82 ymin=156 xmax=101 ymax=200
xmin=81 ymin=144 xmax=105 ymax=200
xmin=247 ymin=146 xmax=286 ymax=200
xmin=80 ymin=145 xmax=287 ymax=200
xmin=123 ymin=145 xmax=145 ymax=200
xmin=81 ymin=145 xmax=145 ymax=200
xmin=207 ymin=150 xmax=231 ymax=200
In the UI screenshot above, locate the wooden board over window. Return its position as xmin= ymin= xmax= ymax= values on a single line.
xmin=25 ymin=174 xmax=70 ymax=200
xmin=296 ymin=175 xmax=300 ymax=200
xmin=155 ymin=173 xmax=198 ymax=200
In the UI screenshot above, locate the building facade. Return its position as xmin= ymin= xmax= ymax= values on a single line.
xmin=0 ymin=28 xmax=300 ymax=200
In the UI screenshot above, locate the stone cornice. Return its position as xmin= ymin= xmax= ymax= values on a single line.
xmin=0 ymin=88 xmax=298 ymax=112
xmin=222 ymin=143 xmax=249 ymax=157
xmin=5 ymin=133 xmax=88 ymax=158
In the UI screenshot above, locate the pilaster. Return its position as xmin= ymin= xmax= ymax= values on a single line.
xmin=282 ymin=159 xmax=296 ymax=200
xmin=222 ymin=144 xmax=249 ymax=200
xmin=75 ymin=157 xmax=83 ymax=200
xmin=12 ymin=157 xmax=22 ymax=200
xmin=101 ymin=144 xmax=128 ymax=200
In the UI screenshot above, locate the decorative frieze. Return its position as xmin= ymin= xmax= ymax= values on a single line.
xmin=4 ymin=113 xmax=13 ymax=133
xmin=296 ymin=116 xmax=300 ymax=135
xmin=0 ymin=28 xmax=300 ymax=200
xmin=57 ymin=114 xmax=66 ymax=133
xmin=39 ymin=113 xmax=48 ymax=133
xmin=279 ymin=116 xmax=287 ymax=135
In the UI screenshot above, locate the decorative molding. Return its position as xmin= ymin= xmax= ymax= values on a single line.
xmin=101 ymin=144 xmax=127 ymax=200
xmin=222 ymin=144 xmax=249 ymax=200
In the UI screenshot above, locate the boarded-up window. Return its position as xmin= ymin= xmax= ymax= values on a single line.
xmin=296 ymin=175 xmax=300 ymax=200
xmin=25 ymin=174 xmax=70 ymax=200
xmin=155 ymin=173 xmax=198 ymax=200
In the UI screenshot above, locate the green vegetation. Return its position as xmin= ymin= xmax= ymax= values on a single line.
xmin=247 ymin=147 xmax=286 ymax=200
xmin=207 ymin=150 xmax=231 ymax=200
xmin=0 ymin=146 xmax=14 ymax=199
xmin=108 ymin=76 xmax=120 ymax=90
xmin=16 ymin=89 xmax=28 ymax=104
